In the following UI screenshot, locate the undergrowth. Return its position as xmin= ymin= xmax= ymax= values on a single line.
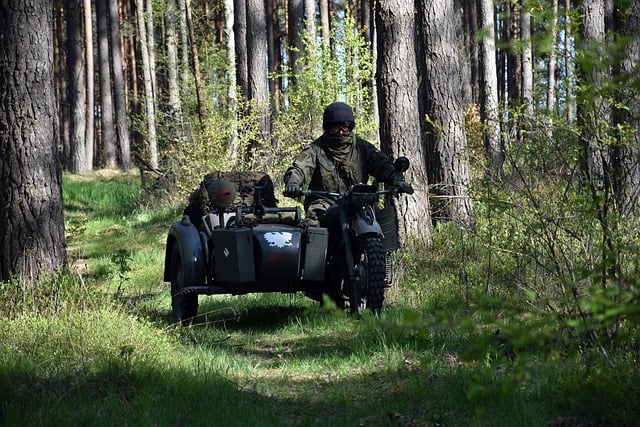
xmin=1 ymin=171 xmax=639 ymax=426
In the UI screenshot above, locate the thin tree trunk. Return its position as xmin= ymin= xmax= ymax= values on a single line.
xmin=84 ymin=0 xmax=95 ymax=168
xmin=166 ymin=0 xmax=182 ymax=119
xmin=479 ymin=0 xmax=503 ymax=179
xmin=247 ymin=0 xmax=271 ymax=151
xmin=179 ymin=0 xmax=190 ymax=88
xmin=268 ymin=0 xmax=280 ymax=113
xmin=288 ymin=0 xmax=304 ymax=82
xmin=547 ymin=0 xmax=559 ymax=114
xmin=225 ymin=0 xmax=239 ymax=167
xmin=521 ymin=0 xmax=534 ymax=117
xmin=136 ymin=0 xmax=159 ymax=169
xmin=464 ymin=0 xmax=479 ymax=105
xmin=320 ymin=0 xmax=330 ymax=48
xmin=108 ymin=0 xmax=131 ymax=170
xmin=578 ymin=0 xmax=608 ymax=192
xmin=234 ymin=0 xmax=249 ymax=100
xmin=96 ymin=0 xmax=117 ymax=168
xmin=146 ymin=0 xmax=158 ymax=104
xmin=66 ymin=0 xmax=88 ymax=174
xmin=565 ymin=0 xmax=574 ymax=122
xmin=186 ymin=0 xmax=206 ymax=128
xmin=304 ymin=0 xmax=315 ymax=37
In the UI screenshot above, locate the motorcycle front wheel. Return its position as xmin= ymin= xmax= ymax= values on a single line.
xmin=351 ymin=236 xmax=386 ymax=313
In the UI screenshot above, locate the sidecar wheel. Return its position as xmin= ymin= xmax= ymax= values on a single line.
xmin=352 ymin=237 xmax=386 ymax=313
xmin=170 ymin=244 xmax=198 ymax=325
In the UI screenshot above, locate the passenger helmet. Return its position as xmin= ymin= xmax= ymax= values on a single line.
xmin=322 ymin=102 xmax=355 ymax=131
xmin=206 ymin=179 xmax=237 ymax=208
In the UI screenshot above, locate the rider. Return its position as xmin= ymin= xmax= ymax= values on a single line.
xmin=283 ymin=101 xmax=414 ymax=226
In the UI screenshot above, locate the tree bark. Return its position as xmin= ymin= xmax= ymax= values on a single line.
xmin=304 ymin=0 xmax=315 ymax=37
xmin=375 ymin=0 xmax=432 ymax=245
xmin=320 ymin=0 xmax=330 ymax=48
xmin=0 ymin=0 xmax=67 ymax=282
xmin=611 ymin=0 xmax=640 ymax=216
xmin=479 ymin=0 xmax=503 ymax=179
xmin=521 ymin=0 xmax=534 ymax=117
xmin=463 ymin=0 xmax=479 ymax=105
xmin=84 ymin=0 xmax=95 ymax=168
xmin=419 ymin=0 xmax=474 ymax=226
xmin=234 ymin=0 xmax=249 ymax=100
xmin=577 ymin=0 xmax=608 ymax=191
xmin=288 ymin=0 xmax=305 ymax=82
xmin=186 ymin=0 xmax=207 ymax=128
xmin=247 ymin=0 xmax=271 ymax=150
xmin=108 ymin=0 xmax=131 ymax=170
xmin=565 ymin=0 xmax=574 ymax=122
xmin=96 ymin=0 xmax=117 ymax=168
xmin=136 ymin=0 xmax=159 ymax=169
xmin=547 ymin=0 xmax=559 ymax=114
xmin=66 ymin=0 xmax=88 ymax=174
xmin=225 ymin=0 xmax=239 ymax=167
xmin=166 ymin=0 xmax=182 ymax=120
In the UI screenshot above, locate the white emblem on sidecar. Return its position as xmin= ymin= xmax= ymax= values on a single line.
xmin=264 ymin=232 xmax=293 ymax=248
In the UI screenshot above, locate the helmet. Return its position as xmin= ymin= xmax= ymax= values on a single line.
xmin=206 ymin=179 xmax=237 ymax=208
xmin=322 ymin=102 xmax=355 ymax=131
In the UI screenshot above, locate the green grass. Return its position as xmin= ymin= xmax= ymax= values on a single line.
xmin=1 ymin=170 xmax=639 ymax=426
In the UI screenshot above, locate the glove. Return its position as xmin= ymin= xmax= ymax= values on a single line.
xmin=396 ymin=180 xmax=414 ymax=195
xmin=283 ymin=183 xmax=301 ymax=198
xmin=390 ymin=172 xmax=414 ymax=195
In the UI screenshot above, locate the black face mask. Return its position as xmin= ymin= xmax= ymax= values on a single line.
xmin=325 ymin=131 xmax=353 ymax=149
xmin=323 ymin=132 xmax=355 ymax=168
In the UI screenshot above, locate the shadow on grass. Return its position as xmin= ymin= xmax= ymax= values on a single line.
xmin=0 ymin=359 xmax=284 ymax=427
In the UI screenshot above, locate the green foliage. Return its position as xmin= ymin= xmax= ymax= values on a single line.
xmin=3 ymin=172 xmax=640 ymax=426
xmin=157 ymin=8 xmax=378 ymax=198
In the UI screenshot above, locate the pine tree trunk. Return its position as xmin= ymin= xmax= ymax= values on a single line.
xmin=66 ymin=0 xmax=88 ymax=174
xmin=547 ymin=0 xmax=559 ymax=114
xmin=186 ymin=0 xmax=206 ymax=128
xmin=166 ymin=0 xmax=182 ymax=120
xmin=136 ymin=0 xmax=159 ymax=169
xmin=225 ymin=0 xmax=239 ymax=167
xmin=288 ymin=0 xmax=304 ymax=82
xmin=84 ymin=0 xmax=95 ymax=168
xmin=612 ymin=1 xmax=640 ymax=216
xmin=0 ymin=0 xmax=67 ymax=282
xmin=564 ymin=0 xmax=574 ymax=122
xmin=108 ymin=0 xmax=131 ymax=170
xmin=96 ymin=0 xmax=117 ymax=168
xmin=247 ymin=0 xmax=271 ymax=151
xmin=320 ymin=0 xmax=330 ymax=48
xmin=577 ymin=0 xmax=608 ymax=191
xmin=419 ymin=0 xmax=473 ymax=226
xmin=375 ymin=0 xmax=432 ymax=245
xmin=234 ymin=0 xmax=249 ymax=100
xmin=521 ymin=0 xmax=534 ymax=117
xmin=479 ymin=0 xmax=503 ymax=179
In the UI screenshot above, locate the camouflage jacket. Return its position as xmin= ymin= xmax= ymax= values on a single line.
xmin=283 ymin=134 xmax=397 ymax=207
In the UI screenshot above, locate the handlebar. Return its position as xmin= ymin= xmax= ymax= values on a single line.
xmin=298 ymin=186 xmax=399 ymax=199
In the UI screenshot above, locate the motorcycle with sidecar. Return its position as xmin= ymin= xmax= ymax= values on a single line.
xmin=163 ymin=158 xmax=411 ymax=324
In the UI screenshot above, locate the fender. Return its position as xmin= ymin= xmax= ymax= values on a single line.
xmin=350 ymin=205 xmax=383 ymax=238
xmin=163 ymin=215 xmax=206 ymax=286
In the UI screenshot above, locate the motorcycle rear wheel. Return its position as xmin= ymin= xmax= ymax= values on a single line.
xmin=170 ymin=244 xmax=199 ymax=324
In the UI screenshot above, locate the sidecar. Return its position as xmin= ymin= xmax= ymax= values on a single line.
xmin=163 ymin=172 xmax=329 ymax=323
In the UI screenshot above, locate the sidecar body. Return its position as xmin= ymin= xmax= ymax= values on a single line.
xmin=163 ymin=172 xmax=330 ymax=321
